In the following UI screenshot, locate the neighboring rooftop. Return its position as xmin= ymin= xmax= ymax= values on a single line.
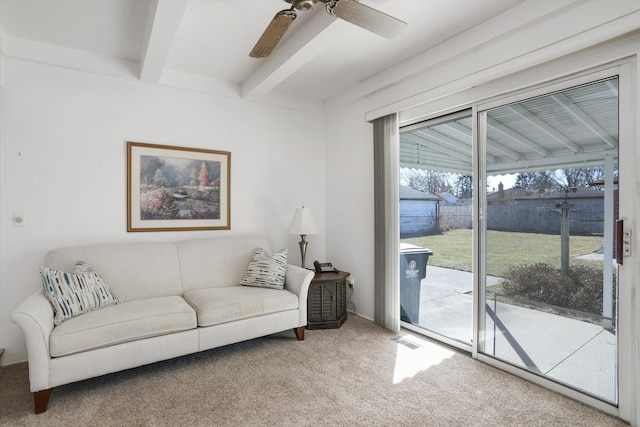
xmin=400 ymin=186 xmax=441 ymax=201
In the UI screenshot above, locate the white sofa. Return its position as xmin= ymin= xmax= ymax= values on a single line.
xmin=11 ymin=235 xmax=314 ymax=414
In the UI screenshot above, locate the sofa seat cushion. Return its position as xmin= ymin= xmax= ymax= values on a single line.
xmin=50 ymin=296 xmax=197 ymax=357
xmin=184 ymin=286 xmax=298 ymax=327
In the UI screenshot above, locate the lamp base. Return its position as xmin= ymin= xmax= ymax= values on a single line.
xmin=298 ymin=235 xmax=309 ymax=269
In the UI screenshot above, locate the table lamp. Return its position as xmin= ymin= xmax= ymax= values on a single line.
xmin=288 ymin=206 xmax=319 ymax=269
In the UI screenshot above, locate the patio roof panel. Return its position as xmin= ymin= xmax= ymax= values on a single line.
xmin=400 ymin=77 xmax=619 ymax=176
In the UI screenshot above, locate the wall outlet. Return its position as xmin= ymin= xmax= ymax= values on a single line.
xmin=347 ymin=277 xmax=355 ymax=288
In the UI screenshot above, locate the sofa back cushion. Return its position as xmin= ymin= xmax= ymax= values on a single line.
xmin=44 ymin=242 xmax=183 ymax=301
xmin=177 ymin=235 xmax=272 ymax=292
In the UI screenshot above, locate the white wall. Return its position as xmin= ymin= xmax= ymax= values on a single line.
xmin=324 ymin=101 xmax=374 ymax=317
xmin=0 ymin=57 xmax=326 ymax=365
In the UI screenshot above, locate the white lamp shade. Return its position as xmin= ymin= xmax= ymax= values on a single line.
xmin=289 ymin=207 xmax=319 ymax=235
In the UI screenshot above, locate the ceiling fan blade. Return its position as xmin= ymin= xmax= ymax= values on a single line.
xmin=250 ymin=9 xmax=297 ymax=58
xmin=327 ymin=0 xmax=407 ymax=39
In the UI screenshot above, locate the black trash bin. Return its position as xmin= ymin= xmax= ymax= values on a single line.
xmin=399 ymin=243 xmax=433 ymax=324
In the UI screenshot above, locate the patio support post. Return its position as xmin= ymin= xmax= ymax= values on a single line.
xmin=560 ymin=202 xmax=571 ymax=274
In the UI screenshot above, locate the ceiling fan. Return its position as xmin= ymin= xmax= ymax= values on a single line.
xmin=250 ymin=0 xmax=407 ymax=58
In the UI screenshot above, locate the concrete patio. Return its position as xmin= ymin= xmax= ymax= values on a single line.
xmin=406 ymin=266 xmax=617 ymax=403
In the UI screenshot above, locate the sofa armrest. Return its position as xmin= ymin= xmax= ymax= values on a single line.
xmin=284 ymin=265 xmax=314 ymax=326
xmin=10 ymin=290 xmax=54 ymax=392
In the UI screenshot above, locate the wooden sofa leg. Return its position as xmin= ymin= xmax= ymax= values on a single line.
xmin=34 ymin=389 xmax=52 ymax=414
xmin=294 ymin=326 xmax=305 ymax=341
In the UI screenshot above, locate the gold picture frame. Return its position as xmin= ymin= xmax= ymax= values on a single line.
xmin=127 ymin=142 xmax=230 ymax=232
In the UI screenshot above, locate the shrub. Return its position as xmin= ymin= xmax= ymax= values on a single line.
xmin=140 ymin=189 xmax=180 ymax=219
xmin=501 ymin=263 xmax=611 ymax=315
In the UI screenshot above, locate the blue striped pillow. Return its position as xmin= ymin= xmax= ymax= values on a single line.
xmin=240 ymin=248 xmax=287 ymax=290
xmin=40 ymin=267 xmax=101 ymax=325
xmin=74 ymin=260 xmax=121 ymax=308
xmin=41 ymin=261 xmax=122 ymax=325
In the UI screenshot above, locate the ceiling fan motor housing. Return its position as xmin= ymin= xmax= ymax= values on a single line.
xmin=287 ymin=0 xmax=314 ymax=11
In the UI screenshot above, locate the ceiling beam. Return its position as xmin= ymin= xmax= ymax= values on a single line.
xmin=3 ymin=33 xmax=139 ymax=80
xmin=242 ymin=7 xmax=337 ymax=101
xmin=139 ymin=0 xmax=188 ymax=83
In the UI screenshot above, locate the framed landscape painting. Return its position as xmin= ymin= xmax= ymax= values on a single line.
xmin=127 ymin=142 xmax=230 ymax=232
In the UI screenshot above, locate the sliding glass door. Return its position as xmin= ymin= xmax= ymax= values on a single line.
xmin=478 ymin=77 xmax=619 ymax=404
xmin=399 ymin=111 xmax=474 ymax=348
xmin=398 ymin=73 xmax=621 ymax=405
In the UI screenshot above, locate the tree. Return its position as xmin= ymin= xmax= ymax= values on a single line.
xmin=198 ymin=162 xmax=209 ymax=187
xmin=512 ymin=170 xmax=562 ymax=193
xmin=140 ymin=155 xmax=165 ymax=185
xmin=560 ymin=167 xmax=605 ymax=188
xmin=513 ymin=167 xmax=608 ymax=193
xmin=189 ymin=168 xmax=198 ymax=186
xmin=513 ymin=172 xmax=537 ymax=189
xmin=454 ymin=175 xmax=473 ymax=199
xmin=152 ymin=169 xmax=166 ymax=187
xmin=531 ymin=171 xmax=559 ymax=193
xmin=400 ymin=168 xmax=453 ymax=195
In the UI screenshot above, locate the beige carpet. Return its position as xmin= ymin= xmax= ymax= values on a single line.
xmin=0 ymin=315 xmax=627 ymax=426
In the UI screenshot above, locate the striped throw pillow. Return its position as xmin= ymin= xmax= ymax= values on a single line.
xmin=41 ymin=267 xmax=101 ymax=325
xmin=239 ymin=248 xmax=287 ymax=290
xmin=74 ymin=260 xmax=121 ymax=308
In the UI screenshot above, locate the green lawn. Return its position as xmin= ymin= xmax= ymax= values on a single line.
xmin=402 ymin=229 xmax=604 ymax=277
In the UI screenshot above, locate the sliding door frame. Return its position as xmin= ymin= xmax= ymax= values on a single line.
xmin=396 ymin=57 xmax=636 ymax=419
xmin=400 ymin=109 xmax=475 ymax=353
xmin=475 ymin=63 xmax=628 ymax=416
xmin=472 ymin=105 xmax=485 ymax=360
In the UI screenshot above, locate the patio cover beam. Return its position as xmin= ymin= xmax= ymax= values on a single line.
xmin=486 ymin=137 xmax=524 ymax=161
xmin=486 ymin=148 xmax=618 ymax=175
xmin=401 ymin=133 xmax=474 ymax=166
xmin=488 ymin=118 xmax=551 ymax=157
xmin=506 ymin=104 xmax=583 ymax=153
xmin=550 ymin=93 xmax=617 ymax=148
xmin=413 ymin=129 xmax=497 ymax=164
xmin=400 ymin=161 xmax=472 ymax=176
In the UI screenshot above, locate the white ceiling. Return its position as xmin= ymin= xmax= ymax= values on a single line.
xmin=0 ymin=0 xmax=524 ymax=108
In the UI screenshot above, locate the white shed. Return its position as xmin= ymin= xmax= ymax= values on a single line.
xmin=400 ymin=186 xmax=441 ymax=237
